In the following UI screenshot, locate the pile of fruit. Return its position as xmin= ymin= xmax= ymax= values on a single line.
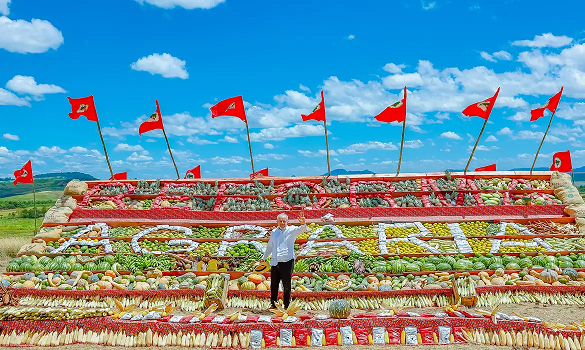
xmin=358 ymin=196 xmax=389 ymax=207
xmin=392 ymin=179 xmax=421 ymax=192
xmin=226 ymin=244 xmax=262 ymax=257
xmin=394 ymin=194 xmax=423 ymax=208
xmin=97 ymin=184 xmax=129 ymax=195
xmin=222 ymin=197 xmax=272 ymax=211
xmin=321 ymin=177 xmax=350 ymax=193
xmin=385 ymin=226 xmax=420 ymax=237
xmin=224 ymin=180 xmax=274 ymax=195
xmin=338 ymin=225 xmax=377 ymax=238
xmin=158 ymin=198 xmax=191 ymax=209
xmin=191 ymin=226 xmax=225 ymax=238
xmin=192 ymin=197 xmax=216 ymax=211
xmin=386 ymin=241 xmax=427 ymax=254
xmin=166 ymin=182 xmax=219 ymax=196
xmin=134 ymin=180 xmax=160 ymax=195
xmin=326 ymin=197 xmax=350 ymax=208
xmin=87 ymin=199 xmax=118 ymax=209
xmin=475 ymin=178 xmax=511 ymax=190
xmin=511 ymin=192 xmax=562 ymax=205
xmin=122 ymin=198 xmax=152 ymax=210
xmin=480 ymin=192 xmax=504 ymax=205
xmin=460 ymin=221 xmax=491 ymax=236
xmin=422 ymin=223 xmax=451 ymax=236
xmin=109 ymin=226 xmax=143 ymax=237
xmin=356 ymin=181 xmax=393 ymax=193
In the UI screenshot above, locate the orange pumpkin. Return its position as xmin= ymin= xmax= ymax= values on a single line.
xmin=247 ymin=274 xmax=263 ymax=284
xmin=104 ymin=270 xmax=116 ymax=279
xmin=367 ymin=283 xmax=379 ymax=291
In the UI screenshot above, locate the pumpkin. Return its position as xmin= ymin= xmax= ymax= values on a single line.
xmin=104 ymin=270 xmax=116 ymax=279
xmin=379 ymin=280 xmax=392 ymax=286
xmin=256 ymin=281 xmax=270 ymax=291
xmin=229 ymin=281 xmax=239 ymax=290
xmin=247 ymin=274 xmax=263 ymax=284
xmin=367 ymin=276 xmax=379 ymax=284
xmin=134 ymin=282 xmax=150 ymax=291
xmin=367 ymin=283 xmax=379 ymax=291
xmin=22 ymin=280 xmax=35 ymax=289
xmin=562 ymin=268 xmax=578 ymax=280
xmin=96 ymin=281 xmax=113 ymax=290
xmin=240 ymin=281 xmax=256 ymax=290
xmin=539 ymin=269 xmax=559 ymax=284
xmin=328 ymin=299 xmax=351 ymax=319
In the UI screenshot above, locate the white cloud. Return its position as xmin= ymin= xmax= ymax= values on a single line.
xmin=249 ymin=124 xmax=325 ymax=142
xmin=211 ymin=156 xmax=245 ymax=165
xmin=6 ymin=75 xmax=65 ymax=97
xmin=480 ymin=52 xmax=496 ymax=62
xmin=2 ymin=133 xmax=18 ymax=141
xmin=0 ymin=16 xmax=63 ymax=53
xmin=404 ymin=140 xmax=424 ymax=148
xmin=383 ymin=73 xmax=424 ymax=89
xmin=337 ymin=141 xmax=397 ymax=155
xmin=256 ymin=153 xmax=288 ymax=161
xmin=127 ymin=151 xmax=153 ymax=162
xmin=507 ymin=111 xmax=531 ymax=122
xmin=0 ymin=88 xmax=29 ymax=106
xmin=299 ymin=84 xmax=310 ymax=92
xmin=145 ymin=139 xmax=157 ymax=143
xmin=187 ymin=137 xmax=218 ymax=145
xmin=219 ymin=135 xmax=238 ymax=143
xmin=512 ymin=33 xmax=573 ymax=48
xmin=440 ymin=131 xmax=463 ymax=140
xmin=68 ymin=146 xmax=89 ymax=153
xmin=114 ymin=143 xmax=144 ymax=152
xmin=298 ymin=149 xmax=339 ymax=158
xmin=422 ymin=1 xmax=436 ymax=10
xmin=263 ymin=143 xmax=275 ymax=149
xmin=497 ymin=127 xmax=513 ymax=135
xmin=493 ymin=50 xmax=512 ymax=61
xmin=485 ymin=135 xmax=498 ymax=142
xmin=131 ymin=53 xmax=188 ymax=79
xmin=135 ymin=0 xmax=225 ymax=9
xmin=35 ymin=146 xmax=66 ymax=157
xmin=347 ymin=34 xmax=355 ymax=40
xmin=0 ymin=0 xmax=10 ymax=15
xmin=383 ymin=63 xmax=406 ymax=74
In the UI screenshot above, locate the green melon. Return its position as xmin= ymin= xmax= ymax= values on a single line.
xmin=532 ymin=255 xmax=547 ymax=267
xmin=441 ymin=256 xmax=457 ymax=267
xmin=574 ymin=260 xmax=585 ymax=268
xmin=427 ymin=256 xmax=442 ymax=265
xmin=72 ymin=263 xmax=84 ymax=271
xmin=473 ymin=262 xmax=486 ymax=270
xmin=505 ymin=263 xmax=520 ymax=270
xmin=489 ymin=263 xmax=504 ymax=270
xmin=436 ymin=263 xmax=452 ymax=271
xmin=329 ymin=299 xmax=351 ymax=319
xmin=391 ymin=261 xmax=406 ymax=274
xmin=103 ymin=255 xmax=116 ymax=264
xmin=559 ymin=260 xmax=573 ymax=269
xmin=38 ymin=256 xmax=52 ymax=266
xmin=6 ymin=263 xmax=20 ymax=272
xmin=421 ymin=263 xmax=436 ymax=272
xmin=53 ymin=255 xmax=65 ymax=264
xmin=502 ymin=255 xmax=517 ymax=266
xmin=405 ymin=263 xmax=421 ymax=272
xmin=20 ymin=262 xmax=33 ymax=272
xmin=489 ymin=256 xmax=503 ymax=266
xmin=518 ymin=258 xmax=533 ymax=268
xmin=85 ymin=262 xmax=97 ymax=271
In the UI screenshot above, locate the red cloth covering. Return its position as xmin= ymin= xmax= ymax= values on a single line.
xmin=201 ymin=315 xmax=215 ymax=323
xmin=354 ymin=327 xmax=370 ymax=345
xmin=324 ymin=328 xmax=338 ymax=346
xmin=245 ymin=315 xmax=259 ymax=323
xmin=419 ymin=327 xmax=436 ymax=344
xmin=264 ymin=329 xmax=278 ymax=348
xmin=294 ymin=328 xmax=310 ymax=346
xmin=452 ymin=327 xmax=467 ymax=343
xmin=387 ymin=327 xmax=401 ymax=344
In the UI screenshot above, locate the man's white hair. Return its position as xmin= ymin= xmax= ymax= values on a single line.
xmin=277 ymin=213 xmax=288 ymax=221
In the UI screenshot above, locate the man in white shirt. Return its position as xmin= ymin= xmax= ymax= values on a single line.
xmin=259 ymin=212 xmax=307 ymax=309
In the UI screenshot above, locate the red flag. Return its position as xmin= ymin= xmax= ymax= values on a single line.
xmin=475 ymin=164 xmax=496 ymax=172
xmin=13 ymin=160 xmax=33 ymax=185
xmin=110 ymin=172 xmax=127 ymax=180
xmin=139 ymin=99 xmax=164 ymax=135
xmin=68 ymin=95 xmax=99 ymax=122
xmin=550 ymin=150 xmax=572 ymax=172
xmin=374 ymin=87 xmax=407 ymax=123
xmin=462 ymin=87 xmax=500 ymax=120
xmin=250 ymin=167 xmax=269 ymax=179
xmin=302 ymin=91 xmax=326 ymax=122
xmin=185 ymin=165 xmax=201 ymax=179
xmin=210 ymin=96 xmax=247 ymax=123
xmin=531 ymin=87 xmax=563 ymax=121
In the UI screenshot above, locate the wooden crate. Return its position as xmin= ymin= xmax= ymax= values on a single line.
xmin=451 ymin=274 xmax=478 ymax=307
xmin=203 ymin=275 xmax=229 ymax=310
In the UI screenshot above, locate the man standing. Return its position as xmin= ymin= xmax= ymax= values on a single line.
xmin=259 ymin=212 xmax=307 ymax=309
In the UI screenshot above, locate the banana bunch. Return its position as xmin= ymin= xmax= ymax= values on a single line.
xmin=467 ymin=327 xmax=585 ymax=350
xmin=0 ymin=306 xmax=112 ymax=320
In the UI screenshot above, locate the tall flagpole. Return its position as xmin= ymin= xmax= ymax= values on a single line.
xmin=396 ymin=119 xmax=406 ymax=175
xmin=530 ymin=111 xmax=556 ymax=175
xmin=32 ymin=176 xmax=37 ymax=235
xmin=245 ymin=122 xmax=255 ymax=173
xmin=324 ymin=121 xmax=331 ymax=176
xmin=162 ymin=128 xmax=180 ymax=179
xmin=464 ymin=118 xmax=489 ymax=174
xmin=96 ymin=119 xmax=114 ymax=179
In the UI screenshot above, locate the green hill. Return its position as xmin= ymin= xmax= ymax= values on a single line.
xmin=0 ymin=172 xmax=95 ymax=199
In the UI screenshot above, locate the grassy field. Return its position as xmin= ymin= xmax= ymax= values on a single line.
xmin=0 ymin=190 xmax=61 ymax=203
xmin=0 ymin=192 xmax=53 ymax=241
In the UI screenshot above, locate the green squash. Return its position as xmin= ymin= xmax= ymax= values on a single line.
xmin=436 ymin=263 xmax=452 ymax=271
xmin=329 ymin=299 xmax=351 ymax=319
xmin=421 ymin=263 xmax=436 ymax=272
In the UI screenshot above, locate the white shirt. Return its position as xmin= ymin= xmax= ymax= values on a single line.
xmin=262 ymin=224 xmax=307 ymax=266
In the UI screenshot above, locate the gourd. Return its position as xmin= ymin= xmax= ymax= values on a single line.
xmin=134 ymin=282 xmax=150 ymax=291
xmin=328 ymin=299 xmax=351 ymax=319
xmin=247 ymin=274 xmax=263 ymax=284
xmin=240 ymin=281 xmax=256 ymax=290
xmin=562 ymin=268 xmax=578 ymax=280
xmin=539 ymin=269 xmax=559 ymax=284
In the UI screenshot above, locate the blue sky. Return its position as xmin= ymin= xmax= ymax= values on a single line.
xmin=2 ymin=0 xmax=585 ymax=179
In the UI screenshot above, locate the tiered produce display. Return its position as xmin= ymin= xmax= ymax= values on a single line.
xmin=2 ymin=171 xmax=585 ymax=348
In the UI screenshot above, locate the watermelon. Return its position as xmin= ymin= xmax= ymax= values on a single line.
xmin=441 ymin=256 xmax=456 ymax=267
xmin=20 ymin=262 xmax=33 ymax=272
xmin=502 ymin=255 xmax=516 ymax=266
xmin=544 ymin=261 xmax=558 ymax=269
xmin=518 ymin=258 xmax=533 ymax=268
xmin=38 ymin=256 xmax=52 ymax=266
xmin=421 ymin=263 xmax=436 ymax=272
xmin=489 ymin=256 xmax=503 ymax=266
xmin=489 ymin=263 xmax=504 ymax=270
xmin=574 ymin=260 xmax=585 ymax=268
xmin=53 ymin=255 xmax=65 ymax=264
xmin=545 ymin=255 xmax=557 ymax=265
xmin=559 ymin=260 xmax=574 ymax=269
xmin=473 ymin=262 xmax=486 ymax=270
xmin=532 ymin=255 xmax=547 ymax=266
xmin=453 ymin=259 xmax=473 ymax=271
xmin=103 ymin=255 xmax=116 ymax=264
xmin=405 ymin=263 xmax=421 ymax=272
xmin=85 ymin=262 xmax=97 ymax=271
xmin=72 ymin=263 xmax=84 ymax=271
xmin=436 ymin=263 xmax=452 ymax=271
xmin=479 ymin=256 xmax=491 ymax=267
xmin=66 ymin=256 xmax=77 ymax=265
xmin=391 ymin=261 xmax=406 ymax=274
xmin=505 ymin=263 xmax=520 ymax=270
xmin=31 ymin=263 xmax=44 ymax=272
xmin=6 ymin=262 xmax=20 ymax=273
xmin=329 ymin=299 xmax=351 ymax=319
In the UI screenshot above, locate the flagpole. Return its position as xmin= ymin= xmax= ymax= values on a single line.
xmin=96 ymin=119 xmax=114 ymax=179
xmin=162 ymin=128 xmax=180 ymax=179
xmin=530 ymin=111 xmax=556 ymax=175
xmin=396 ymin=119 xmax=406 ymax=175
xmin=464 ymin=118 xmax=489 ymax=174
xmin=324 ymin=121 xmax=331 ymax=176
xmin=245 ymin=122 xmax=255 ymax=173
xmin=32 ymin=178 xmax=37 ymax=235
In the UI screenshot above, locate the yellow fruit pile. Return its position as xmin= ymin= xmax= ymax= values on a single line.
xmin=422 ymin=223 xmax=451 ymax=236
xmin=359 ymin=239 xmax=380 ymax=255
xmin=460 ymin=221 xmax=489 ymax=236
xmin=385 ymin=226 xmax=419 ymax=237
xmin=468 ymin=238 xmax=492 ymax=253
xmin=386 ymin=241 xmax=426 ymax=254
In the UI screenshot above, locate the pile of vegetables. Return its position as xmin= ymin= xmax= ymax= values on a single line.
xmin=224 ymin=180 xmax=274 ymax=195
